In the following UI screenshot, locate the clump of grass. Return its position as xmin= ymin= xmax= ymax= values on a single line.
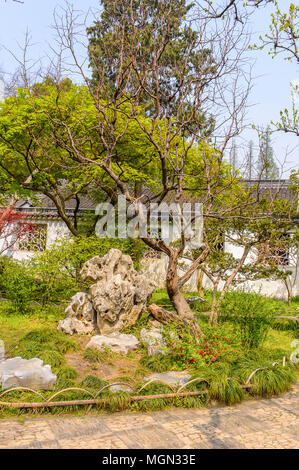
xmin=83 ymin=347 xmax=103 ymax=364
xmin=83 ymin=346 xmax=117 ymax=365
xmin=100 ymin=393 xmax=132 ymax=412
xmin=55 ymin=377 xmax=77 ymax=390
xmin=56 ymin=366 xmax=78 ymax=380
xmin=39 ymin=350 xmax=64 ymax=367
xmin=80 ymin=375 xmax=108 ymax=391
xmin=11 ymin=327 xmax=79 ymax=368
xmin=21 ymin=328 xmax=79 ymax=353
xmin=140 ymin=354 xmax=178 ymax=372
xmin=248 ymin=364 xmax=296 ymax=397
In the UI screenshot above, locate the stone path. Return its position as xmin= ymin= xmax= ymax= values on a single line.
xmin=0 ymin=384 xmax=298 ymax=449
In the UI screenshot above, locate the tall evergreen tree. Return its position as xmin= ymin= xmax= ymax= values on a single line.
xmin=257 ymin=126 xmax=279 ymax=179
xmin=87 ymin=0 xmax=215 ymax=135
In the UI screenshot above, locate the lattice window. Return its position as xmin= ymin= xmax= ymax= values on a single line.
xmin=17 ymin=224 xmax=47 ymax=252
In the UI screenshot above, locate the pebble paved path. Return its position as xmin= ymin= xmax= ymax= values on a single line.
xmin=0 ymin=384 xmax=298 ymax=449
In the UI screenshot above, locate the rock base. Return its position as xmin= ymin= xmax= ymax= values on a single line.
xmin=86 ymin=333 xmax=140 ymax=354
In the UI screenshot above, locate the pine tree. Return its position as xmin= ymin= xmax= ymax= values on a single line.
xmin=257 ymin=126 xmax=279 ymax=179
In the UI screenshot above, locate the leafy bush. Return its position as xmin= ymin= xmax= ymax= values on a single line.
xmin=0 ymin=236 xmax=148 ymax=309
xmin=220 ymin=291 xmax=273 ymax=349
xmin=29 ymin=236 xmax=148 ymax=304
xmin=0 ymin=257 xmax=37 ymax=314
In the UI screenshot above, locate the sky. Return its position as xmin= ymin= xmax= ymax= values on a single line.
xmin=0 ymin=0 xmax=298 ymax=176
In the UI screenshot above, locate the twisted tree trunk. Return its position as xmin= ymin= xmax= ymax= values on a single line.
xmin=166 ymin=251 xmax=194 ymax=320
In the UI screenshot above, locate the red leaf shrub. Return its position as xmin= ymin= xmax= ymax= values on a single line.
xmin=0 ymin=207 xmax=36 ymax=254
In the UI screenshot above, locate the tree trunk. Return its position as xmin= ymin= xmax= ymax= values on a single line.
xmin=148 ymin=304 xmax=203 ymax=338
xmin=148 ymin=304 xmax=179 ymax=324
xmin=209 ymin=282 xmax=219 ymax=326
xmin=166 ymin=251 xmax=194 ymax=320
xmin=196 ymin=268 xmax=205 ymax=297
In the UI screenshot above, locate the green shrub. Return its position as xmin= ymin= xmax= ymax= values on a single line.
xmin=0 ymin=257 xmax=37 ymax=314
xmin=0 ymin=236 xmax=148 ymax=308
xmin=220 ymin=291 xmax=273 ymax=349
xmin=162 ymin=322 xmax=234 ymax=367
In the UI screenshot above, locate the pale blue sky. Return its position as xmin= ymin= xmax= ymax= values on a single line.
xmin=0 ymin=0 xmax=298 ymax=175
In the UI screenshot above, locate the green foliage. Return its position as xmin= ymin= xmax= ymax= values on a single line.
xmin=0 ymin=78 xmax=162 ymax=236
xmin=0 ymin=257 xmax=37 ymax=314
xmin=56 ymin=366 xmax=78 ymax=381
xmin=207 ymin=364 xmax=245 ymax=405
xmin=0 ymin=236 xmax=148 ymax=311
xmin=163 ymin=322 xmax=234 ymax=367
xmin=220 ymin=291 xmax=273 ymax=349
xmin=252 ymin=1 xmax=299 ymax=63
xmin=80 ymin=375 xmax=108 ymax=392
xmin=83 ymin=347 xmax=104 ymax=364
xmin=30 ymin=236 xmax=147 ymax=304
xmin=232 ymin=351 xmax=297 ymax=397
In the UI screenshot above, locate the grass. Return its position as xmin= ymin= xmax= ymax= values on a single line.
xmin=0 ymin=290 xmax=298 ymax=417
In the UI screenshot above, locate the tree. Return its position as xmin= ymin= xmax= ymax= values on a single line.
xmin=181 ymin=173 xmax=298 ymax=323
xmin=0 ymin=78 xmax=137 ymax=236
xmin=67 ymin=0 xmax=253 ymax=320
xmin=200 ymin=1 xmax=299 ymax=136
xmin=252 ymin=1 xmax=299 ymax=136
xmin=254 ymin=2 xmax=298 ymax=63
xmin=256 ymin=126 xmax=279 ymax=179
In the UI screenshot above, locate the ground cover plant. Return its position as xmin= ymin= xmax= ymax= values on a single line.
xmin=0 ymin=288 xmax=298 ymax=418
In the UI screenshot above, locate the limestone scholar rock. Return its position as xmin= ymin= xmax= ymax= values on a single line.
xmin=57 ymin=292 xmax=96 ymax=335
xmin=60 ymin=249 xmax=156 ymax=335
